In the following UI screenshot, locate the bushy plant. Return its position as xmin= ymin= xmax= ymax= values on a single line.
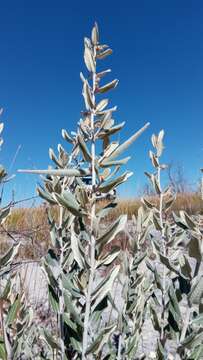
xmin=20 ymin=23 xmax=149 ymax=359
xmin=18 ymin=24 xmax=203 ymax=360
xmin=0 ymin=112 xmax=29 ymax=360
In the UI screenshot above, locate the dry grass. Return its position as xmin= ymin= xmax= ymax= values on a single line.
xmin=1 ymin=192 xmax=202 ymax=259
xmin=1 ymin=205 xmax=50 ymax=259
xmin=108 ymin=192 xmax=203 ymax=220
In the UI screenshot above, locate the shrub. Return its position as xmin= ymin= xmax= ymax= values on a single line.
xmin=13 ymin=23 xmax=203 ymax=359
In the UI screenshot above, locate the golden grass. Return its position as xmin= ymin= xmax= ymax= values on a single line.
xmin=1 ymin=192 xmax=202 ymax=259
xmin=1 ymin=206 xmax=50 ymax=259
xmin=107 ymin=192 xmax=203 ymax=220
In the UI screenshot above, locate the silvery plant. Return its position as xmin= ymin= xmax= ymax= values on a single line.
xmin=19 ymin=24 xmax=203 ymax=360
xmin=0 ymin=112 xmax=36 ymax=360
xmin=136 ymin=131 xmax=203 ymax=359
xmin=19 ymin=23 xmax=149 ymax=359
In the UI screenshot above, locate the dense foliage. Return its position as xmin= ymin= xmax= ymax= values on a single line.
xmin=0 ymin=24 xmax=202 ymax=360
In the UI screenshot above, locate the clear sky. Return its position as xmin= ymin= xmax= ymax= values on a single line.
xmin=0 ymin=0 xmax=203 ymax=203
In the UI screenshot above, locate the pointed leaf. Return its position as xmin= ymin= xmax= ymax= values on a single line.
xmin=107 ymin=122 xmax=150 ymax=160
xmin=98 ymin=171 xmax=133 ymax=193
xmin=84 ymin=46 xmax=95 ymax=73
xmin=97 ymin=79 xmax=119 ymax=93
xmin=78 ymin=135 xmax=92 ymax=162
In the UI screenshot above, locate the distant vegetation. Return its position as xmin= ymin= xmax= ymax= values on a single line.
xmin=1 ymin=192 xmax=202 ymax=260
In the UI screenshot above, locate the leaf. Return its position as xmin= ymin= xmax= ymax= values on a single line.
xmin=106 ymin=122 xmax=150 ymax=160
xmin=96 ymin=99 xmax=109 ymax=112
xmin=91 ymin=266 xmax=120 ymax=311
xmin=191 ymin=314 xmax=203 ymax=326
xmin=164 ymin=196 xmax=175 ymax=212
xmin=153 ymin=213 xmax=163 ymax=231
xmin=63 ymin=313 xmax=77 ymax=332
xmin=84 ymin=45 xmax=95 ymax=73
xmin=62 ymin=274 xmax=82 ymax=298
xmin=98 ymin=122 xmax=125 ymax=139
xmin=157 ymin=130 xmax=164 ymax=157
xmin=98 ymin=171 xmax=133 ymax=193
xmin=37 ymin=186 xmax=57 ymax=205
xmin=157 ymin=339 xmax=167 ymax=359
xmin=181 ymin=331 xmax=203 ymax=350
xmin=100 ymin=156 xmax=130 ymax=168
xmin=178 ymin=275 xmax=191 ymax=295
xmin=91 ymin=22 xmax=99 ymax=45
xmin=48 ymin=285 xmax=59 ymax=313
xmin=189 ymin=276 xmax=203 ymax=305
xmin=71 ymin=232 xmax=85 ymax=268
xmin=159 ymin=253 xmax=180 ymax=276
xmin=168 ymin=285 xmax=181 ymax=319
xmin=187 ymin=236 xmax=202 ymax=262
xmin=43 ymin=329 xmax=59 ymax=350
xmin=153 ymin=177 xmax=161 ymax=195
xmin=0 ymin=206 xmax=10 ymax=224
xmin=86 ymin=324 xmax=116 ymax=355
xmin=100 ymin=112 xmax=115 ymax=130
xmin=1 ymin=279 xmax=11 ymax=300
xmin=97 ymin=247 xmax=120 ymax=267
xmin=173 ymin=212 xmax=188 ymax=230
xmin=70 ymin=337 xmax=82 ymax=353
xmin=0 ymin=122 xmax=4 ymax=134
xmin=96 ymin=215 xmax=127 ymax=252
xmin=180 ymin=211 xmax=197 ymax=230
xmin=6 ymin=295 xmax=20 ymax=326
xmin=151 ymin=134 xmax=157 ymax=148
xmin=188 ymin=344 xmax=203 ymax=360
xmin=102 ymin=142 xmax=119 ymax=159
xmin=49 ymin=148 xmax=61 ymax=167
xmin=149 ymin=151 xmax=159 ymax=168
xmin=61 ymin=129 xmax=73 ymax=143
xmin=0 ymin=243 xmax=20 ymax=268
xmin=55 ymin=191 xmax=85 ymax=217
xmin=18 ymin=168 xmax=90 ymax=177
xmin=83 ymin=81 xmax=94 ymax=110
xmin=97 ymin=49 xmax=113 ymax=59
xmin=0 ymin=342 xmax=6 ymax=360
xmin=64 ymin=291 xmax=83 ymax=327
xmin=96 ymin=201 xmax=117 ymax=219
xmin=78 ymin=135 xmax=92 ymax=162
xmin=141 ymin=197 xmax=155 ymax=209
xmin=97 ymin=79 xmax=119 ymax=93
xmin=150 ymin=305 xmax=161 ymax=332
xmin=96 ymin=69 xmax=111 ymax=79
xmin=153 ymin=266 xmax=163 ymax=291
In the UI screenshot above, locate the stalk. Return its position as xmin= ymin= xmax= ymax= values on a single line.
xmin=82 ymin=54 xmax=97 ymax=360
xmin=158 ymin=166 xmax=166 ymax=343
xmin=0 ymin=299 xmax=12 ymax=360
xmin=117 ymin=334 xmax=122 ymax=360
xmin=58 ymin=205 xmax=65 ymax=359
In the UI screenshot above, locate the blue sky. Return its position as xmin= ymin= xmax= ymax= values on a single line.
xmin=0 ymin=0 xmax=203 ymax=203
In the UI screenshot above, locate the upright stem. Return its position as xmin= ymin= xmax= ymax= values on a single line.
xmin=158 ymin=166 xmax=166 ymax=343
xmin=117 ymin=334 xmax=122 ymax=360
xmin=58 ymin=205 xmax=65 ymax=359
xmin=82 ymin=61 xmax=97 ymax=359
xmin=0 ymin=299 xmax=12 ymax=360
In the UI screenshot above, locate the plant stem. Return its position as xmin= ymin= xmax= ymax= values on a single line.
xmin=0 ymin=299 xmax=12 ymax=360
xmin=58 ymin=205 xmax=65 ymax=359
xmin=117 ymin=334 xmax=122 ymax=360
xmin=82 ymin=62 xmax=97 ymax=359
xmin=180 ymin=307 xmax=190 ymax=343
xmin=158 ymin=166 xmax=166 ymax=343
